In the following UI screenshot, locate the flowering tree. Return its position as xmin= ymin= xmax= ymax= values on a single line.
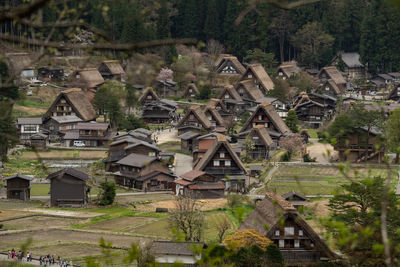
xmin=157 ymin=67 xmax=173 ymax=81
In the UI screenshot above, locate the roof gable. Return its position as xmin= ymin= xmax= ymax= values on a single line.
xmin=139 ymin=87 xmax=159 ymax=104
xmin=46 ymin=168 xmax=88 ymax=181
xmin=236 ymin=80 xmax=265 ymax=101
xmin=319 ymin=66 xmax=346 ymax=85
xmin=277 ymin=62 xmax=301 ymax=77
xmin=177 ymin=106 xmax=212 ymax=129
xmin=216 ymin=56 xmax=246 ymax=74
xmin=218 ymin=85 xmax=242 ymax=101
xmin=99 ymin=60 xmax=125 ymax=75
xmin=242 ymin=64 xmax=274 ymax=91
xmin=252 ymin=125 xmax=274 ymax=146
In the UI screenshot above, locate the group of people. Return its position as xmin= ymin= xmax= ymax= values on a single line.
xmin=7 ymin=249 xmax=73 ymax=266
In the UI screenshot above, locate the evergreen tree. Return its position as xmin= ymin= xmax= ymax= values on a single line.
xmin=203 ymin=0 xmax=220 ymax=40
xmin=156 ymin=0 xmax=170 ymax=40
xmin=285 ymin=109 xmax=299 ymax=133
xmin=121 ymin=7 xmax=146 ymax=43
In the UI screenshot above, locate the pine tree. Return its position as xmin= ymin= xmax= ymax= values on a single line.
xmin=285 ymin=109 xmax=299 ymax=133
xmin=203 ymin=0 xmax=220 ymax=40
xmin=156 ymin=0 xmax=170 ymax=40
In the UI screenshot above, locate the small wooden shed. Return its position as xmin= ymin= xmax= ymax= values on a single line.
xmin=5 ymin=174 xmax=34 ymax=201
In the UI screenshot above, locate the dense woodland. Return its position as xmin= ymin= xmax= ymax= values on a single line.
xmin=3 ymin=0 xmax=399 ymax=73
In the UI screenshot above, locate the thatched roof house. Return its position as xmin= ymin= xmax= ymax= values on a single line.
xmin=239 ymin=192 xmax=337 ymax=263
xmin=277 ymin=61 xmax=301 ymax=79
xmin=68 ymin=68 xmax=105 ymax=89
xmin=43 ymin=88 xmax=97 ymax=122
xmin=240 ymin=64 xmax=274 ymax=93
xmin=176 ymin=105 xmax=212 ymax=135
xmin=318 ymin=66 xmax=346 ymax=89
xmin=214 ymin=54 xmax=246 ymax=75
xmin=139 ymin=87 xmax=159 ymax=105
xmin=5 ymin=53 xmax=33 ymax=76
xmin=98 ymin=60 xmax=125 ymax=81
xmin=235 ymin=79 xmax=265 ymax=102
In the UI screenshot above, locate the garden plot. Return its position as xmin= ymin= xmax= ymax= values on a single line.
xmin=1 ymin=216 xmax=83 ymax=230
xmin=264 ymin=166 xmax=391 ymax=195
xmin=84 ymin=216 xmax=156 ymax=232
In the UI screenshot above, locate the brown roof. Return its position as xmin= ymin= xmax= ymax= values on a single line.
xmin=239 ymin=192 xmax=337 ymax=259
xmin=252 ymin=125 xmax=273 ymax=146
xmin=185 ymin=83 xmax=200 ymax=94
xmin=208 ymin=98 xmax=228 ymax=112
xmin=5 ymin=53 xmax=33 ymax=75
xmin=46 ymin=168 xmax=88 ymax=182
xmin=44 ymin=88 xmax=97 ymax=122
xmin=194 ymin=135 xmax=247 ymax=174
xmin=319 ymin=66 xmax=346 ymax=85
xmin=174 ymin=179 xmax=193 ymax=186
xmin=325 ymin=79 xmax=341 ymax=95
xmin=237 ymin=80 xmax=265 ymax=100
xmin=188 ymin=181 xmax=225 ymax=190
xmin=76 ymin=122 xmax=109 ymax=131
xmin=179 ymin=170 xmax=206 ymax=181
xmin=218 ymin=85 xmax=243 ymax=101
xmin=177 ymin=105 xmax=212 ymax=129
xmin=240 ymin=101 xmax=290 ymax=134
xmin=116 ymin=153 xmax=158 ymax=168
xmin=75 ymin=69 xmax=105 ymax=88
xmin=245 ymin=64 xmax=274 ymax=91
xmin=277 ymin=61 xmax=300 ymax=77
xmin=138 ymin=87 xmax=159 ymax=104
xmin=215 ymin=54 xmax=246 ymax=74
xmin=214 ymin=54 xmax=235 ymax=67
xmin=101 ymin=60 xmax=125 ymax=75
xmin=204 ymin=106 xmax=226 ymax=127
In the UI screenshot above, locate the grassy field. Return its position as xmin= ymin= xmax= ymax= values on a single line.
xmin=261 ymin=165 xmax=396 ymax=195
xmin=20 ymin=149 xmax=107 ymax=160
xmin=1 ymin=159 xmax=49 ymax=178
xmin=30 ymin=183 xmax=133 ymax=196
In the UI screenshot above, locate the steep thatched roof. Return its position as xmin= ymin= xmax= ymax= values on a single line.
xmin=204 ymin=105 xmax=226 ymax=127
xmin=194 ymin=135 xmax=247 ymax=174
xmin=240 ymin=101 xmax=290 ymax=134
xmin=215 ymin=54 xmax=246 ymax=74
xmin=184 ymin=83 xmax=200 ymax=95
xmin=236 ymin=80 xmax=265 ymax=101
xmin=100 ymin=60 xmax=125 ymax=75
xmin=71 ymin=68 xmax=105 ymax=89
xmin=252 ymin=125 xmax=273 ymax=147
xmin=244 ymin=64 xmax=274 ymax=91
xmin=325 ymin=79 xmax=341 ymax=95
xmin=218 ymin=85 xmax=243 ymax=101
xmin=139 ymin=87 xmax=159 ymax=104
xmin=208 ymin=98 xmax=228 ymax=112
xmin=334 ymin=52 xmax=363 ymax=68
xmin=44 ymin=88 xmax=97 ymax=122
xmin=177 ymin=105 xmax=212 ymax=129
xmin=277 ymin=61 xmax=301 ymax=77
xmin=319 ymin=66 xmax=346 ymax=85
xmin=239 ymin=192 xmax=337 ymax=260
xmin=5 ymin=53 xmax=33 ymax=75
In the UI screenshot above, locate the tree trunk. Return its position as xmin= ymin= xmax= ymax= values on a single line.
xmin=395 ymin=152 xmax=399 ymax=164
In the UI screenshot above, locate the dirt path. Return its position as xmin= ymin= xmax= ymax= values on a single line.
xmin=154 ymin=128 xmax=179 ymax=144
xmin=174 ymin=153 xmax=193 ymax=177
xmin=306 ymin=139 xmax=337 ymax=163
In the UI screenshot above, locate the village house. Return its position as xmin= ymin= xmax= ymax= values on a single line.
xmin=235 ymin=79 xmax=265 ymax=105
xmin=16 ymin=117 xmax=42 ymax=143
xmin=173 ymin=170 xmax=225 ymax=198
xmin=239 ymin=101 xmax=291 ymax=146
xmin=207 ymin=98 xmax=231 ymax=119
xmin=203 ymin=104 xmax=227 ymax=132
xmin=334 ymin=127 xmax=384 ymax=163
xmin=44 ymin=115 xmax=83 ymax=142
xmin=29 ymin=133 xmax=49 ymax=149
xmin=282 ymin=191 xmax=308 ymax=210
xmin=317 ymin=79 xmax=343 ymax=97
xmin=248 ymin=97 xmax=290 ymax=120
xmin=192 ymin=132 xmax=232 ymax=163
xmin=249 ymin=165 xmax=263 ymax=177
xmin=5 ymin=53 xmax=34 ymax=83
xmin=370 ymin=74 xmax=394 ymax=89
xmin=150 ymin=241 xmax=203 ymax=266
xmin=139 ymin=87 xmax=159 ymax=106
xmin=37 ymin=66 xmax=64 ymax=81
xmin=42 ymin=88 xmax=97 ymax=123
xmin=156 ymin=79 xmax=178 ymax=98
xmin=113 ymin=153 xmax=174 ymax=191
xmin=63 ymin=122 xmax=114 ymax=147
xmin=47 ymin=168 xmax=89 ymax=207
xmin=67 ymin=68 xmax=105 ymax=90
xmin=177 ymin=106 xmax=212 ymax=135
xmin=240 ymin=192 xmax=337 ymax=263
xmin=389 ymin=72 xmax=400 ymax=83
xmin=182 ymin=83 xmax=199 ymax=99
xmin=332 ymin=52 xmax=365 ymax=80
xmin=277 ymin=61 xmax=301 ymax=80
xmin=98 ymin=60 xmax=125 ymax=81
xmin=5 ymin=174 xmax=34 ymax=201
xmin=141 ymin=98 xmax=177 ymax=124
xmin=214 ymin=54 xmax=246 ymax=76
xmin=178 ymin=131 xmax=201 ymax=154
xmin=240 ymin=125 xmax=274 ymax=160
xmin=239 ymin=63 xmax=274 ymax=94
xmin=318 ymin=66 xmax=347 ymax=92
xmin=387 ymin=84 xmax=400 ymax=101
xmin=194 ymin=135 xmax=247 ymax=192
xmin=292 ymin=92 xmax=337 ymax=128
xmin=218 ymin=85 xmax=247 ymax=115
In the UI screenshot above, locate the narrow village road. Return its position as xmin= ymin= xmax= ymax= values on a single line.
xmin=174 ymin=153 xmax=193 ymax=177
xmin=0 ymin=253 xmax=80 ymax=266
xmin=249 ymin=164 xmax=280 ymax=196
xmin=153 ymin=127 xmax=179 ymax=144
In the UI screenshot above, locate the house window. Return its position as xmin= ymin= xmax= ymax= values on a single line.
xmin=279 ymin=240 xmax=284 ymax=248
xmin=279 ymin=72 xmax=283 ymax=76
xmin=252 ymin=136 xmax=259 ymax=140
xmin=189 ymin=89 xmax=192 ymax=93
xmin=60 ymin=99 xmax=66 ymax=103
xmin=208 ymin=116 xmax=212 ymax=120
xmin=316 ymin=116 xmax=321 ymax=120
xmin=325 ymin=86 xmax=330 ymax=91
xmin=258 ymin=115 xmax=263 ymax=120
xmin=248 ymin=74 xmax=253 ymax=78
xmin=213 ymin=160 xmax=220 ymax=166
xmin=147 ymin=95 xmax=152 ymax=99
xmin=225 ymin=94 xmax=229 ymax=99
xmin=275 ymin=230 xmax=280 ymax=236
xmin=264 ymin=123 xmax=269 ymax=127
xmin=225 ymin=160 xmax=231 ymax=166
xmin=49 ymin=125 xmax=54 ymax=131
xmin=190 ymin=114 xmax=194 ymax=120
xmin=294 ymin=240 xmax=300 ymax=248
xmin=220 ymin=152 xmax=225 ymax=158
xmin=149 ymin=152 xmax=155 ymax=157
xmin=252 ymin=123 xmax=256 ymax=127
xmin=298 ymin=230 xmax=303 ymax=236
xmin=284 ymin=227 xmax=294 ymax=236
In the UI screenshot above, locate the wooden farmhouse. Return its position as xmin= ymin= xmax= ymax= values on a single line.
xmin=318 ymin=66 xmax=346 ymax=92
xmin=16 ymin=117 xmax=43 ymax=144
xmin=282 ymin=191 xmax=308 ymax=210
xmin=63 ymin=122 xmax=114 ymax=147
xmin=239 ymin=63 xmax=274 ymax=94
xmin=177 ymin=106 xmax=212 ymax=135
xmin=141 ymin=99 xmax=177 ymax=124
xmin=139 ymin=87 xmax=159 ymax=105
xmin=203 ymin=104 xmax=227 ymax=132
xmin=37 ymin=66 xmax=64 ymax=81
xmin=182 ymin=83 xmax=199 ymax=99
xmin=389 ymin=72 xmax=400 ymax=83
xmin=113 ymin=153 xmax=174 ymax=191
xmin=156 ymin=79 xmax=178 ymax=98
xmin=207 ymin=98 xmax=230 ymax=117
xmin=98 ymin=60 xmax=125 ymax=81
xmin=332 ymin=52 xmax=365 ymax=80
xmin=194 ymin=135 xmax=247 ymax=192
xmin=292 ymin=92 xmax=336 ymax=128
xmin=47 ymin=168 xmax=89 ymax=207
xmin=214 ymin=54 xmax=246 ymax=76
xmin=44 ymin=115 xmax=83 ymax=142
xmin=68 ymin=68 xmax=105 ymax=90
xmin=43 ymin=88 xmax=97 ymax=123
xmin=318 ymin=79 xmax=343 ymax=97
xmin=277 ymin=61 xmax=301 ymax=80
xmin=235 ymin=79 xmax=266 ymax=105
xmin=5 ymin=174 xmax=34 ymax=201
xmin=173 ymin=170 xmax=225 ymax=199
xmin=150 ymin=241 xmax=203 ymax=266
xmin=387 ymin=84 xmax=400 ymax=101
xmin=192 ymin=132 xmax=232 ymax=163
xmin=178 ymin=131 xmax=201 ymax=154
xmin=334 ymin=127 xmax=384 ymax=163
xmin=240 ymin=101 xmax=291 ymax=145
xmin=240 ymin=125 xmax=274 ymax=160
xmin=29 ymin=133 xmax=49 ymax=149
xmin=239 ymin=192 xmax=337 ymax=264
xmin=218 ymin=85 xmax=247 ymax=115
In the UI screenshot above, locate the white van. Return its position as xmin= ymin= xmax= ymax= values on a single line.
xmin=73 ymin=141 xmax=85 ymax=147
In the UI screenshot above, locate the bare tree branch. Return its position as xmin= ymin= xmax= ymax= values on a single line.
xmin=0 ymin=0 xmax=51 ymax=21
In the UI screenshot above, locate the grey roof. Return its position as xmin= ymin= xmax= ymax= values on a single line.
xmin=159 ymin=98 xmax=178 ymax=108
xmin=4 ymin=174 xmax=34 ymax=181
xmin=178 ymin=131 xmax=201 ymax=140
xmin=337 ymin=52 xmax=364 ymax=68
xmin=51 ymin=115 xmax=82 ymax=124
xmin=124 ymin=141 xmax=160 ymax=152
xmin=63 ymin=130 xmax=79 ymax=140
xmin=116 ymin=153 xmax=158 ymax=168
xmin=197 ymin=132 xmax=232 ymax=142
xmin=76 ymin=122 xmax=109 ymax=131
xmin=150 ymin=241 xmax=202 ymax=256
xmin=282 ymin=190 xmax=307 ymax=200
xmin=377 ymin=74 xmax=394 ymax=81
xmin=388 ymin=72 xmax=400 ymax=78
xmin=46 ymin=168 xmax=88 ymax=181
xmin=131 ymin=128 xmax=153 ymax=136
xmin=249 ymin=165 xmax=263 ymax=171
xmin=104 ymin=149 xmax=126 ymax=163
xmin=135 ymin=170 xmax=175 ymax=182
xmin=17 ymin=117 xmax=42 ymax=125
xmin=257 ymin=97 xmax=278 ymax=103
xmin=30 ymin=133 xmax=48 ymax=139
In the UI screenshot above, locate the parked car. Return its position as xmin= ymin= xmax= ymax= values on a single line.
xmin=73 ymin=141 xmax=85 ymax=147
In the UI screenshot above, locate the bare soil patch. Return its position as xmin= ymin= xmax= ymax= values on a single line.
xmin=21 ymin=150 xmax=107 ymax=160
xmin=13 ymin=105 xmax=47 ymax=116
xmin=136 ymin=198 xmax=227 ymax=212
xmin=1 ymin=216 xmax=83 ymax=230
xmin=85 ymin=216 xmax=155 ymax=232
xmin=0 ymin=210 xmax=36 ymax=220
xmin=27 ymin=243 xmax=107 ymax=259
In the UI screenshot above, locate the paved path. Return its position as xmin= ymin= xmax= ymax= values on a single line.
xmin=0 ymin=253 xmax=80 ymax=266
xmin=249 ymin=164 xmax=279 ymax=196
xmin=174 ymin=153 xmax=193 ymax=177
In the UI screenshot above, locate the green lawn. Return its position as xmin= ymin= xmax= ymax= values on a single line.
xmin=1 ymin=159 xmax=49 ymax=178
xmin=17 ymin=99 xmax=49 ymax=108
xmin=30 ymin=184 xmax=133 ymax=196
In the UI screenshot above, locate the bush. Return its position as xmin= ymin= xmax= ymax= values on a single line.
xmin=98 ymin=182 xmax=116 ymax=206
xmin=230 ymin=135 xmax=238 ymax=143
xmin=303 ymin=153 xmax=316 ymax=162
xmin=279 ymin=152 xmax=290 ymax=162
xmin=227 ymin=194 xmax=247 ymax=210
